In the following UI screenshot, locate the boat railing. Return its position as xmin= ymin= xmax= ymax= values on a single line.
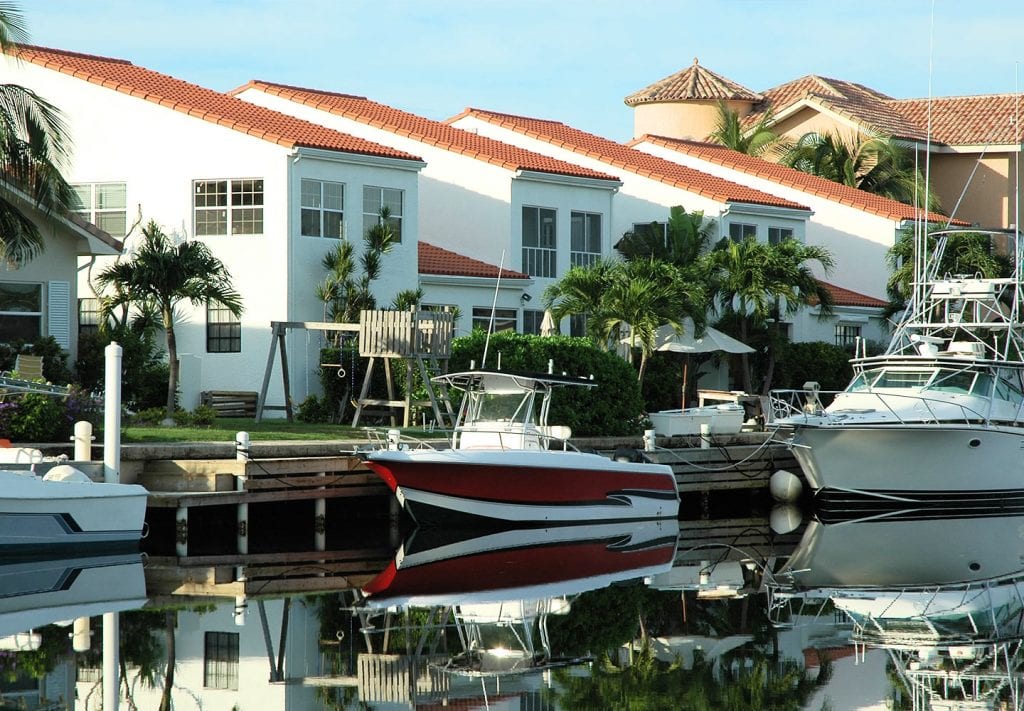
xmin=361 ymin=426 xmax=581 ymax=452
xmin=769 ymin=388 xmax=993 ymax=426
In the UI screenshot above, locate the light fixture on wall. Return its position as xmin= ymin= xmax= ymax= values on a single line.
xmin=520 ymin=292 xmax=532 ymax=304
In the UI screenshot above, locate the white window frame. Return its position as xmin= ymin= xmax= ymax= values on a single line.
xmin=570 ymin=211 xmax=602 ymax=267
xmin=362 ymin=186 xmax=403 ymax=242
xmin=301 ymin=179 xmax=345 ymax=238
xmin=472 ymin=307 xmax=517 ymax=333
xmin=0 ymin=281 xmax=42 ymax=343
xmin=72 ymin=182 xmax=127 ymax=238
xmin=729 ymin=222 xmax=757 ymax=242
xmin=522 ymin=206 xmax=557 ymax=278
xmin=768 ymin=226 xmax=794 ymax=245
xmin=193 ymin=178 xmax=264 ymax=236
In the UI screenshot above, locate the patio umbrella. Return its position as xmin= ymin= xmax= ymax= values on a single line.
xmin=623 ymin=320 xmax=754 ymax=406
xmin=540 ymin=310 xmax=559 ymax=337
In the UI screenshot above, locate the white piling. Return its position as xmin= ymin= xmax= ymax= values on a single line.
xmin=102 ymin=342 xmax=122 ymax=711
xmin=72 ymin=617 xmax=91 ymax=653
xmin=643 ymin=429 xmax=656 ymax=452
xmin=699 ymin=423 xmax=710 ymax=449
xmin=72 ymin=421 xmax=93 ymax=462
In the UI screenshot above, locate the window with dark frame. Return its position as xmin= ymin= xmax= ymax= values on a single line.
xmin=363 ymin=186 xmax=403 ymax=242
xmin=835 ymin=323 xmax=862 ymax=347
xmin=203 ymin=631 xmax=239 ymax=690
xmin=522 ymin=206 xmax=557 ymax=277
xmin=522 ymin=309 xmax=545 ymax=335
xmin=78 ymin=297 xmax=101 ymax=336
xmin=206 ymin=301 xmax=241 ymax=353
xmin=194 ymin=179 xmax=264 ymax=236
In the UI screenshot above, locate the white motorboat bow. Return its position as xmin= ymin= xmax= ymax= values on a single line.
xmin=0 ymin=449 xmax=148 ymax=548
xmin=773 ymin=229 xmax=1024 ymax=500
xmin=359 ymin=370 xmax=679 ymax=525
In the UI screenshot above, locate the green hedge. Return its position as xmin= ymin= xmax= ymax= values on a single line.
xmin=449 ymin=331 xmax=646 ymax=437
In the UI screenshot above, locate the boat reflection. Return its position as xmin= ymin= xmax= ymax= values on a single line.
xmin=353 ymin=519 xmax=679 ymax=700
xmin=770 ymin=510 xmax=1024 ymax=709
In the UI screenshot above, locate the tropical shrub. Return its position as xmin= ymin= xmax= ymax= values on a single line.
xmin=76 ymin=328 xmax=170 ymax=411
xmin=773 ymin=341 xmax=857 ymax=393
xmin=0 ymin=336 xmax=72 ymax=383
xmin=2 ymin=387 xmax=100 ymax=442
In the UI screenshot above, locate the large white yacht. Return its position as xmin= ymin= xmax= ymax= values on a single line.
xmin=774 ymin=229 xmax=1024 ymax=500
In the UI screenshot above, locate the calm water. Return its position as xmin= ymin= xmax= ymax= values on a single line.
xmin=3 ymin=495 xmax=1021 ymax=710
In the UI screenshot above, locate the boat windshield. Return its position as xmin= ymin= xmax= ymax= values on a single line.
xmin=846 ymin=366 xmax=1024 ymax=403
xmin=464 ymin=389 xmax=537 ymax=425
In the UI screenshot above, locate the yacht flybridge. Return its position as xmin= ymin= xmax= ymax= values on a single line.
xmin=773 ymin=229 xmax=1024 ymax=499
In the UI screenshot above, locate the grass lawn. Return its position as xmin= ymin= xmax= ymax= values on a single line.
xmin=118 ymin=417 xmax=374 ymax=443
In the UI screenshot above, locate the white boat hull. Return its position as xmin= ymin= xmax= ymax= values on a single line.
xmin=788 ymin=422 xmax=1024 ymax=494
xmin=0 ymin=470 xmax=148 ymax=547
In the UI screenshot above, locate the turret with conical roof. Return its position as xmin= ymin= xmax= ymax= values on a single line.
xmin=625 ymin=58 xmax=762 ymax=141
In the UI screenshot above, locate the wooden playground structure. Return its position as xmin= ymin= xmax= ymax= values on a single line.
xmin=256 ymin=308 xmax=456 ymax=427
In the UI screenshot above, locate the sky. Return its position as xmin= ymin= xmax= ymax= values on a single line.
xmin=16 ymin=0 xmax=1024 ymax=143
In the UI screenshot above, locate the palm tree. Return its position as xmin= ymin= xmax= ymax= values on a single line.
xmin=0 ymin=3 xmax=76 ymax=265
xmin=543 ymin=257 xmax=705 ymax=384
xmin=783 ymin=131 xmax=939 ymax=210
xmin=709 ymin=101 xmax=785 ymax=158
xmin=96 ymin=220 xmax=243 ymax=419
xmin=705 ymin=237 xmax=834 ymax=393
xmin=616 ymin=204 xmax=715 ymax=269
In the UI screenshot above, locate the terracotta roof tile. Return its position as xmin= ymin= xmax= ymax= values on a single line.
xmin=893 ymin=93 xmax=1024 ymax=145
xmin=448 ymin=108 xmax=810 ymax=211
xmin=818 ymin=280 xmax=888 ymax=308
xmin=419 ymin=242 xmax=529 ymax=280
xmin=232 ymin=80 xmax=618 ymax=183
xmin=748 ymin=74 xmax=1024 ymax=147
xmin=9 ymin=45 xmax=422 ymax=162
xmin=625 ymin=58 xmax=762 ymax=106
xmin=636 ymin=134 xmax=964 ymax=225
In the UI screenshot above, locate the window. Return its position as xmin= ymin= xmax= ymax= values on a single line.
xmin=363 ymin=186 xmax=403 ymax=242
xmin=472 ymin=307 xmax=517 ymax=333
xmin=301 ymin=179 xmax=344 ymax=238
xmin=631 ymin=221 xmax=668 ymax=244
xmin=522 ymin=206 xmax=556 ymax=277
xmin=570 ymin=211 xmax=602 ymax=267
xmin=194 ymin=179 xmax=264 ymax=236
xmin=72 ymin=182 xmax=127 ymax=238
xmin=0 ymin=282 xmax=42 ymax=343
xmin=207 ymin=302 xmax=241 ymax=353
xmin=569 ymin=314 xmax=587 ymax=337
xmin=729 ymin=223 xmax=757 ymax=242
xmin=768 ymin=227 xmax=794 ymax=245
xmin=835 ymin=323 xmax=861 ymax=347
xmin=78 ymin=298 xmax=101 ymax=336
xmin=522 ymin=309 xmax=545 ymax=335
xmin=203 ymin=632 xmax=239 ymax=690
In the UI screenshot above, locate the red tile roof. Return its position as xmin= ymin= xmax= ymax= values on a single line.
xmin=636 ymin=134 xmax=964 ymax=225
xmin=750 ymin=74 xmax=1024 ymax=147
xmin=419 ymin=242 xmax=529 ymax=280
xmin=447 ymin=108 xmax=810 ymax=211
xmin=819 ymin=281 xmax=888 ymax=308
xmin=625 ymin=58 xmax=762 ymax=106
xmin=9 ymin=45 xmax=422 ymax=162
xmin=232 ymin=80 xmax=620 ymax=183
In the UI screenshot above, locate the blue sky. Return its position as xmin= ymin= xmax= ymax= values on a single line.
xmin=19 ymin=0 xmax=1024 ymax=142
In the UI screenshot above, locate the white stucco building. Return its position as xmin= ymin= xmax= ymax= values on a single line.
xmin=2 ymin=45 xmax=426 ymax=408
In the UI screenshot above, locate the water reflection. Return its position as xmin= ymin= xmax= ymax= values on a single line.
xmin=6 ymin=507 xmax=1024 ymax=709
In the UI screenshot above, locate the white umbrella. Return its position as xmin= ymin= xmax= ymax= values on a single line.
xmin=622 ymin=320 xmax=754 ymax=407
xmin=540 ymin=310 xmax=559 ymax=337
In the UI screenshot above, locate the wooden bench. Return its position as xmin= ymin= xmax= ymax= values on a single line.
xmin=201 ymin=390 xmax=259 ymax=418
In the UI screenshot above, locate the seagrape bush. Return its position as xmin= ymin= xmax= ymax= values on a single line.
xmin=0 ymin=387 xmax=100 ymax=443
xmin=449 ymin=330 xmax=646 ymax=437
